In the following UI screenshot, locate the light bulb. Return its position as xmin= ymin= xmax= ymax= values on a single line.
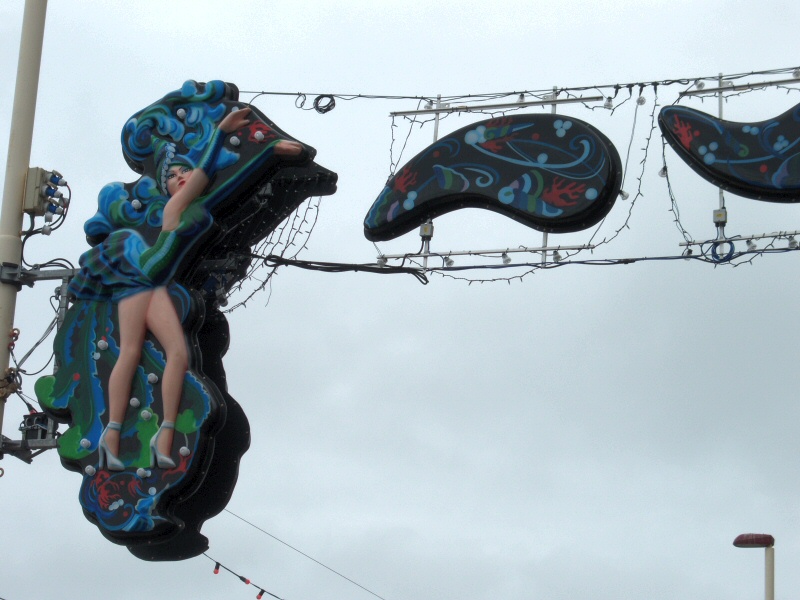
xmin=789 ymin=236 xmax=798 ymax=249
xmin=444 ymin=257 xmax=454 ymax=267
xmin=658 ymin=166 xmax=668 ymax=178
xmin=695 ymin=80 xmax=705 ymax=90
xmin=636 ymin=96 xmax=646 ymax=105
xmin=552 ymin=250 xmax=562 ymax=263
xmin=501 ymin=252 xmax=511 ymax=265
xmin=376 ymin=256 xmax=387 ymax=267
xmin=619 ymin=190 xmax=630 ymax=200
xmin=794 ymin=69 xmax=800 ymax=79
xmin=604 ymin=97 xmax=613 ymax=110
xmin=746 ymin=239 xmax=757 ymax=251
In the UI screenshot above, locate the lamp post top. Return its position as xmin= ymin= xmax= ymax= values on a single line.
xmin=733 ymin=533 xmax=775 ymax=548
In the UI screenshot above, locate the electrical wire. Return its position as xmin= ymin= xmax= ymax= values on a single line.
xmin=263 ymin=254 xmax=428 ymax=284
xmin=223 ymin=509 xmax=391 ymax=600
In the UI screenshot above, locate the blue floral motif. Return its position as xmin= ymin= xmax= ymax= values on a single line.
xmin=554 ymin=119 xmax=573 ymax=138
xmin=773 ymin=135 xmax=790 ymax=152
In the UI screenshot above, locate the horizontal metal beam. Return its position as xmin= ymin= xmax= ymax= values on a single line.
xmin=390 ymin=95 xmax=604 ymax=117
xmin=379 ymin=243 xmax=594 ymax=260
xmin=679 ymin=230 xmax=800 ymax=247
xmin=680 ymin=77 xmax=800 ymax=97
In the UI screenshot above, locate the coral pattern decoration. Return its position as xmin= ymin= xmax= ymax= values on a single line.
xmin=35 ymin=81 xmax=337 ymax=561
xmin=659 ymin=103 xmax=800 ymax=201
xmin=363 ymin=114 xmax=623 ymax=242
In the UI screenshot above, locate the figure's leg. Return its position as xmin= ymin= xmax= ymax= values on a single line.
xmin=146 ymin=287 xmax=189 ymax=459
xmin=105 ymin=291 xmax=152 ymax=458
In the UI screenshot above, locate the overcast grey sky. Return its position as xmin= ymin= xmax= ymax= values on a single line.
xmin=1 ymin=1 xmax=799 ymax=599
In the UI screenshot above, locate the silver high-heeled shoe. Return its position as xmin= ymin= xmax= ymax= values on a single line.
xmin=149 ymin=420 xmax=176 ymax=469
xmin=98 ymin=421 xmax=125 ymax=471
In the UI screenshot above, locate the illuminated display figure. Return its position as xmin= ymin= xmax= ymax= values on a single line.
xmin=36 ymin=81 xmax=337 ymax=560
xmin=659 ymin=102 xmax=800 ymax=201
xmin=364 ymin=114 xmax=623 ymax=241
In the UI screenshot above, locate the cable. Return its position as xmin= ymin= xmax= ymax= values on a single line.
xmin=223 ymin=509 xmax=391 ymax=600
xmin=240 ymin=64 xmax=800 ymax=111
xmin=263 ymin=254 xmax=428 ymax=285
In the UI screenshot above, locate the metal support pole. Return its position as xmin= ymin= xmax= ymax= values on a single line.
xmin=541 ymin=87 xmax=558 ymax=263
xmin=422 ymin=94 xmax=443 ymax=270
xmin=765 ymin=546 xmax=775 ymax=600
xmin=717 ymin=73 xmax=725 ymax=213
xmin=0 ymin=0 xmax=48 ymax=438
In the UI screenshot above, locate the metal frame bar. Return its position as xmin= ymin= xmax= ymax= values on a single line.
xmin=680 ymin=76 xmax=800 ymax=97
xmin=379 ymin=244 xmax=594 ymax=261
xmin=390 ymin=95 xmax=604 ymax=117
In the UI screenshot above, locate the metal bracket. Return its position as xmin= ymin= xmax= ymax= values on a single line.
xmin=0 ymin=262 xmax=34 ymax=290
xmin=0 ymin=434 xmax=58 ymax=463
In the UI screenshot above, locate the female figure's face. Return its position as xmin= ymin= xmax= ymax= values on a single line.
xmin=165 ymin=165 xmax=193 ymax=196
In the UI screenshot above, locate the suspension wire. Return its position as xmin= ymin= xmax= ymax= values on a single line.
xmin=223 ymin=509 xmax=391 ymax=600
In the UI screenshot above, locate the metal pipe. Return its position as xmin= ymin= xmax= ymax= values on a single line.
xmin=379 ymin=243 xmax=594 ymax=261
xmin=0 ymin=0 xmax=48 ymax=438
xmin=390 ymin=95 xmax=603 ymax=117
xmin=765 ymin=546 xmax=775 ymax=600
xmin=680 ymin=76 xmax=800 ymax=97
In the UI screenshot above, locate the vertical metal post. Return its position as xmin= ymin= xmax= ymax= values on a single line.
xmin=0 ymin=0 xmax=48 ymax=437
xmin=422 ymin=94 xmax=442 ymax=270
xmin=717 ymin=73 xmax=725 ymax=212
xmin=541 ymin=87 xmax=558 ymax=263
xmin=765 ymin=546 xmax=775 ymax=600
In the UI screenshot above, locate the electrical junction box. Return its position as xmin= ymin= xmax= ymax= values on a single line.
xmin=712 ymin=207 xmax=727 ymax=225
xmin=419 ymin=222 xmax=434 ymax=239
xmin=22 ymin=166 xmax=48 ymax=216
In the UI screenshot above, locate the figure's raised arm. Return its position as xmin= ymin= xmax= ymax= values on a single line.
xmin=160 ymin=107 xmax=250 ymax=231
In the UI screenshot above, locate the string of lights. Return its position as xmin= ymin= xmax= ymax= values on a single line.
xmin=241 ymin=65 xmax=800 ymax=114
xmin=224 ymin=195 xmax=324 ymax=312
xmin=204 ymin=553 xmax=284 ymax=600
xmin=202 ymin=509 xmax=391 ymax=600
